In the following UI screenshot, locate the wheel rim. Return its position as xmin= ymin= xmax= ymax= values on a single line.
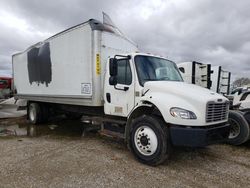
xmin=29 ymin=105 xmax=35 ymax=122
xmin=228 ymin=118 xmax=240 ymax=139
xmin=134 ymin=125 xmax=158 ymax=156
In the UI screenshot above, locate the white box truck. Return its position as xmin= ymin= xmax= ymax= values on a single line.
xmin=13 ymin=19 xmax=230 ymax=165
xmin=178 ymin=61 xmax=212 ymax=89
xmin=211 ymin=66 xmax=231 ymax=95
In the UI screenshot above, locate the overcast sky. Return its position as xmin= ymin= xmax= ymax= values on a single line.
xmin=0 ymin=0 xmax=249 ymax=80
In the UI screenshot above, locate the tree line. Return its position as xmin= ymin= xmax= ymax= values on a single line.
xmin=233 ymin=77 xmax=250 ymax=87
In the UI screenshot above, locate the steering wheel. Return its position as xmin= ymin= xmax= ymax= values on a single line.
xmin=160 ymin=76 xmax=170 ymax=80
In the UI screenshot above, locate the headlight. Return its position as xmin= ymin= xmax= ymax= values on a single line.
xmin=170 ymin=107 xmax=197 ymax=119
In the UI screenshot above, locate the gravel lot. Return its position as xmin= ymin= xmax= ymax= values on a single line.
xmin=0 ymin=116 xmax=250 ymax=188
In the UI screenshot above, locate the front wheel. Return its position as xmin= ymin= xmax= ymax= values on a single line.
xmin=130 ymin=115 xmax=171 ymax=166
xmin=227 ymin=110 xmax=250 ymax=145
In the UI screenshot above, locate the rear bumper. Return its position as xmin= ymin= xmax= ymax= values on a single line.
xmin=169 ymin=122 xmax=230 ymax=147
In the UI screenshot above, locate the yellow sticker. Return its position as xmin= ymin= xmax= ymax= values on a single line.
xmin=96 ymin=53 xmax=101 ymax=75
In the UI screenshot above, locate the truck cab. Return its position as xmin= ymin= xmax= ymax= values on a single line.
xmin=104 ymin=53 xmax=230 ymax=165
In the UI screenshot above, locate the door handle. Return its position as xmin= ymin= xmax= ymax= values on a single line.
xmin=114 ymin=85 xmax=129 ymax=91
xmin=106 ymin=93 xmax=111 ymax=103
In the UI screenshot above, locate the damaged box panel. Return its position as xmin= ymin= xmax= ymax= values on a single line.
xmin=27 ymin=42 xmax=52 ymax=86
xmin=12 ymin=19 xmax=137 ymax=106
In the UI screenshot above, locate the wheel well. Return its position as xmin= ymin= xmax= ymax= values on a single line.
xmin=125 ymin=103 xmax=164 ymax=147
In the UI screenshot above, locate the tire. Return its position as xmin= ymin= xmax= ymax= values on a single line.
xmin=40 ymin=104 xmax=49 ymax=123
xmin=227 ymin=110 xmax=250 ymax=145
xmin=28 ymin=103 xmax=42 ymax=124
xmin=129 ymin=115 xmax=171 ymax=166
xmin=241 ymin=111 xmax=250 ymax=124
xmin=241 ymin=111 xmax=250 ymax=140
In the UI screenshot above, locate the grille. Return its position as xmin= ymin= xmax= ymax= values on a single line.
xmin=206 ymin=102 xmax=229 ymax=123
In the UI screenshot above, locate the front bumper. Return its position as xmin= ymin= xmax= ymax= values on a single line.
xmin=169 ymin=122 xmax=230 ymax=147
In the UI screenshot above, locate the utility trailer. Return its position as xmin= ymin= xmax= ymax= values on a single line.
xmin=211 ymin=66 xmax=231 ymax=95
xmin=13 ymin=18 xmax=230 ymax=165
xmin=177 ymin=61 xmax=212 ymax=89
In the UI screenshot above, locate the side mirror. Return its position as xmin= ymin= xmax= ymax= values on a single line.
xmin=109 ymin=76 xmax=117 ymax=86
xmin=238 ymin=89 xmax=242 ymax=95
xmin=179 ymin=67 xmax=185 ymax=73
xmin=109 ymin=58 xmax=118 ymax=76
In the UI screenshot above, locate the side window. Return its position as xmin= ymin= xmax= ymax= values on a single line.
xmin=116 ymin=59 xmax=132 ymax=85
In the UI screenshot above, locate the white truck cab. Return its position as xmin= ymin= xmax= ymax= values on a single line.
xmin=13 ymin=18 xmax=230 ymax=165
xmin=103 ymin=53 xmax=230 ymax=163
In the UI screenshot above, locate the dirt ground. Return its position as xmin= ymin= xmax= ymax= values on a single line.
xmin=0 ymin=116 xmax=250 ymax=188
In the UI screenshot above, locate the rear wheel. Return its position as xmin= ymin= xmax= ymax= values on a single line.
xmin=227 ymin=110 xmax=250 ymax=145
xmin=28 ymin=102 xmax=50 ymax=124
xmin=130 ymin=115 xmax=171 ymax=166
xmin=28 ymin=103 xmax=42 ymax=124
xmin=41 ymin=104 xmax=49 ymax=123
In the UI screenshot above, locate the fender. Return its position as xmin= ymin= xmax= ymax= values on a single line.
xmin=140 ymin=91 xmax=201 ymax=126
xmin=125 ymin=102 xmax=163 ymax=147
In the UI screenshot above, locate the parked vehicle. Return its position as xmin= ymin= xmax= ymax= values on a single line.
xmin=0 ymin=77 xmax=12 ymax=99
xmin=227 ymin=88 xmax=250 ymax=145
xmin=178 ymin=61 xmax=212 ymax=89
xmin=231 ymin=87 xmax=250 ymax=109
xmin=13 ymin=18 xmax=230 ymax=165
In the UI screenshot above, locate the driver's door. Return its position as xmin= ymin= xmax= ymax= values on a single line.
xmin=104 ymin=58 xmax=135 ymax=117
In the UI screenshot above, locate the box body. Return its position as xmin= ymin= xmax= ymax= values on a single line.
xmin=13 ymin=20 xmax=138 ymax=106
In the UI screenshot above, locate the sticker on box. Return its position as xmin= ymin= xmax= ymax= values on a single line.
xmin=81 ymin=83 xmax=92 ymax=95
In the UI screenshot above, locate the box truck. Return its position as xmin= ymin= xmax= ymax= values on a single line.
xmin=177 ymin=61 xmax=212 ymax=89
xmin=13 ymin=19 xmax=230 ymax=165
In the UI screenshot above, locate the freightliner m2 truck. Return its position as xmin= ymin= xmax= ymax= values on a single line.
xmin=13 ymin=19 xmax=230 ymax=165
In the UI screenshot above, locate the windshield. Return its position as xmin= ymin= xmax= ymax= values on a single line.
xmin=134 ymin=55 xmax=183 ymax=86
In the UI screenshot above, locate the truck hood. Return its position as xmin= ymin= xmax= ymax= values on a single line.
xmin=143 ymin=81 xmax=227 ymax=103
xmin=140 ymin=81 xmax=229 ymax=126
